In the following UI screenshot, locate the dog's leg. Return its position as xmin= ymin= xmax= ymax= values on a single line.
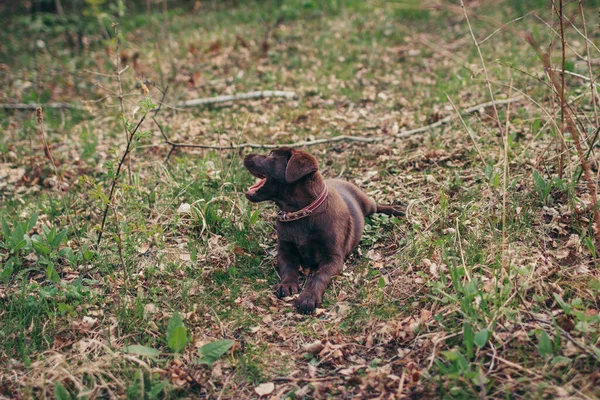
xmin=376 ymin=204 xmax=405 ymax=217
xmin=274 ymin=240 xmax=301 ymax=298
xmin=295 ymin=258 xmax=343 ymax=314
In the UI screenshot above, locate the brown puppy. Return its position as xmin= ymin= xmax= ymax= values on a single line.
xmin=244 ymin=147 xmax=403 ymax=314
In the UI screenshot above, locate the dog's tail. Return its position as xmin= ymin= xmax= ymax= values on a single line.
xmin=376 ymin=204 xmax=405 ymax=217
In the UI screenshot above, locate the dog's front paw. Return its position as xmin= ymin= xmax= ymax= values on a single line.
xmin=275 ymin=282 xmax=299 ymax=298
xmin=295 ymin=291 xmax=321 ymax=314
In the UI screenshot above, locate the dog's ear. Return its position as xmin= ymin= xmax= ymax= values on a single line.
xmin=285 ymin=151 xmax=319 ymax=183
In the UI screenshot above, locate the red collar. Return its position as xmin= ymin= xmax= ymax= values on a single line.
xmin=277 ymin=185 xmax=328 ymax=222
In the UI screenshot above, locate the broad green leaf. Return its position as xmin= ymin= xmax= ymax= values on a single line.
xmin=52 ymin=229 xmax=67 ymax=248
xmin=197 ymin=339 xmax=235 ymax=366
xmin=122 ymin=345 xmax=159 ymax=359
xmin=538 ymin=331 xmax=553 ymax=358
xmin=11 ymin=225 xmax=24 ymax=247
xmin=54 ymin=381 xmax=71 ymax=400
xmin=1 ymin=258 xmax=14 ymax=282
xmin=32 ymin=239 xmax=51 ymax=256
xmin=148 ymin=381 xmax=168 ymax=399
xmin=492 ymin=173 xmax=500 ymax=188
xmin=463 ymin=324 xmax=474 ymax=358
xmin=592 ymin=345 xmax=600 ymax=359
xmin=83 ymin=248 xmax=95 ymax=261
xmin=551 ymin=356 xmax=571 ymax=367
xmin=168 ymin=326 xmax=187 ymax=353
xmin=166 ymin=312 xmax=184 ymax=343
xmin=59 ymin=247 xmax=75 ymax=262
xmin=46 ymin=265 xmax=60 ymax=283
xmin=1 ymin=217 xmax=10 ymax=240
xmin=474 ymin=329 xmax=489 ymax=348
xmin=26 ymin=212 xmax=39 ymax=232
xmin=533 ymin=170 xmax=546 ymax=192
xmin=553 ymin=294 xmax=571 ymax=314
xmin=250 ymin=209 xmax=259 ymax=225
xmin=12 ymin=238 xmax=28 ymax=252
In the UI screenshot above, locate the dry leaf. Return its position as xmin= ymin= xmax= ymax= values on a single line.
xmin=254 ymin=382 xmax=275 ymax=397
xmin=303 ymin=340 xmax=325 ymax=355
xmin=177 ymin=203 xmax=191 ymax=214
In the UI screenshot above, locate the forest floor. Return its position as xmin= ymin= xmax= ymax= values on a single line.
xmin=1 ymin=0 xmax=600 ymax=398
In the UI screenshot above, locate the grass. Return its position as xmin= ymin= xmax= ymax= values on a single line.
xmin=1 ymin=0 xmax=600 ymax=398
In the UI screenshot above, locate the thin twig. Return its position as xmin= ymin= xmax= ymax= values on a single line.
xmin=529 ymin=316 xmax=600 ymax=363
xmin=460 ymin=0 xmax=504 ymax=137
xmin=160 ymin=134 xmax=383 ymax=157
xmin=502 ymin=82 xmax=513 ymax=273
xmin=176 ymin=90 xmax=298 ymax=107
xmin=0 ymin=90 xmax=296 ymax=112
xmin=272 ymin=376 xmax=337 ymax=383
xmin=555 ymin=0 xmax=566 ymax=178
xmin=575 ymin=126 xmax=600 ymax=183
xmin=577 ymin=0 xmax=599 ymax=126
xmin=479 ymin=11 xmax=533 ymax=45
xmin=526 ymin=34 xmax=600 ymax=249
xmin=446 ymin=95 xmax=486 ymax=164
xmin=96 ymin=115 xmax=146 ymax=247
xmin=395 ymin=97 xmax=520 ymax=138
xmin=548 ymin=69 xmax=600 ymax=88
xmin=114 ymin=25 xmax=128 ymax=144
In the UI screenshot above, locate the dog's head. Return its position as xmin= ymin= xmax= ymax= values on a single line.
xmin=243 ymin=147 xmax=319 ymax=203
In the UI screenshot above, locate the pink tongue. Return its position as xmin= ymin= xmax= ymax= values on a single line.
xmin=250 ymin=178 xmax=266 ymax=190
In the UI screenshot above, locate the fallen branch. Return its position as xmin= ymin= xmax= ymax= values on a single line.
xmin=175 ymin=90 xmax=298 ymax=107
xmin=272 ymin=376 xmax=337 ymax=383
xmin=0 ymin=90 xmax=297 ymax=112
xmin=154 ymin=97 xmax=522 ymax=163
xmin=395 ymin=97 xmax=521 ymax=138
xmin=153 ymin=120 xmax=383 ymax=163
xmin=0 ymin=102 xmax=87 ymax=110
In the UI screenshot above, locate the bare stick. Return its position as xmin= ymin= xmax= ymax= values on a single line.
xmin=395 ymin=97 xmax=521 ymax=138
xmin=153 ymin=97 xmax=522 ymax=162
xmin=555 ymin=0 xmax=566 ymax=177
xmin=175 ymin=90 xmax=298 ymax=107
xmin=155 ymin=129 xmax=385 ymax=163
xmin=0 ymin=103 xmax=86 ymax=110
xmin=96 ymin=115 xmax=146 ymax=247
xmin=0 ymin=90 xmax=296 ymax=111
xmin=548 ymin=69 xmax=600 ymax=88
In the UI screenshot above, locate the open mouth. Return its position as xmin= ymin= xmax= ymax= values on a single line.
xmin=247 ymin=174 xmax=266 ymax=194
